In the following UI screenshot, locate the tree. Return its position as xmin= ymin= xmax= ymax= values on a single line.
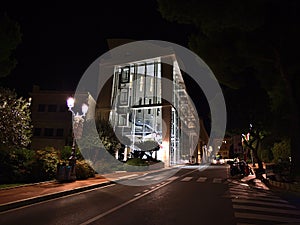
xmin=0 ymin=87 xmax=32 ymax=149
xmin=0 ymin=13 xmax=22 ymax=78
xmin=242 ymin=124 xmax=266 ymax=174
xmin=157 ymin=0 xmax=300 ymax=176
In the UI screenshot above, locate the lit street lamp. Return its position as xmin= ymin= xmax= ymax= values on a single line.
xmin=66 ymin=97 xmax=89 ymax=181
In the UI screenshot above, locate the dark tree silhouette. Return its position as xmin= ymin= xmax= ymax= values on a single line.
xmin=158 ymin=0 xmax=300 ymax=176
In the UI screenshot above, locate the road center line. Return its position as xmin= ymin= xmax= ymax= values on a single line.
xmin=80 ymin=169 xmax=197 ymax=225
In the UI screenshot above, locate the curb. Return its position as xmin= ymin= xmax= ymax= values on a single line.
xmin=0 ymin=180 xmax=114 ymax=213
xmin=0 ymin=167 xmax=175 ymax=213
xmin=268 ymin=179 xmax=300 ymax=192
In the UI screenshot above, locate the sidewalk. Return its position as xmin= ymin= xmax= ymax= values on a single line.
xmin=0 ymin=171 xmax=148 ymax=213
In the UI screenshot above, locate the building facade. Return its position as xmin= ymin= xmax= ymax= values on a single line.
xmin=30 ymin=85 xmax=94 ymax=150
xmin=96 ymin=50 xmax=202 ymax=167
xmin=30 ymin=86 xmax=73 ymax=150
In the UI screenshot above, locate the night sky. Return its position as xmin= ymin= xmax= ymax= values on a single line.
xmin=2 ymin=1 xmax=196 ymax=94
xmin=1 ymin=1 xmax=210 ymax=130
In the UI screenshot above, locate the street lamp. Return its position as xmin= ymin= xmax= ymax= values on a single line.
xmin=66 ymin=97 xmax=89 ymax=181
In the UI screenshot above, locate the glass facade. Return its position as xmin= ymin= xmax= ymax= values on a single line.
xmin=110 ymin=59 xmax=163 ymax=147
xmin=110 ymin=57 xmax=199 ymax=166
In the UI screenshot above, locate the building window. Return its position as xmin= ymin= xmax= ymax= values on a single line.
xmin=59 ymin=104 xmax=67 ymax=112
xmin=119 ymin=89 xmax=129 ymax=105
xmin=120 ymin=67 xmax=130 ymax=83
xmin=38 ymin=104 xmax=46 ymax=112
xmin=44 ymin=128 xmax=54 ymax=136
xmin=34 ymin=128 xmax=42 ymax=136
xmin=118 ymin=114 xmax=128 ymax=126
xmin=139 ymin=76 xmax=144 ymax=92
xmin=48 ymin=104 xmax=57 ymax=112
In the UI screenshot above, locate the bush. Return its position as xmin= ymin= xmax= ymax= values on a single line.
xmin=0 ymin=148 xmax=35 ymax=184
xmin=126 ymin=158 xmax=148 ymax=166
xmin=30 ymin=147 xmax=60 ymax=182
xmin=271 ymin=138 xmax=291 ymax=163
xmin=75 ymin=160 xmax=95 ymax=180
xmin=60 ymin=146 xmax=83 ymax=161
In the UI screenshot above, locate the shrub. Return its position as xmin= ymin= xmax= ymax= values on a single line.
xmin=75 ymin=160 xmax=95 ymax=180
xmin=271 ymin=138 xmax=291 ymax=163
xmin=0 ymin=148 xmax=35 ymax=184
xmin=31 ymin=147 xmax=60 ymax=182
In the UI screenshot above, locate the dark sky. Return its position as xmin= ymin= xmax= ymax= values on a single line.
xmin=2 ymin=1 xmax=196 ymax=94
xmin=1 ymin=0 xmax=210 ymax=130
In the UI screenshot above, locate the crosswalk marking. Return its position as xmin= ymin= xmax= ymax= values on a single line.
xmin=230 ymin=195 xmax=288 ymax=203
xmin=212 ymin=178 xmax=222 ymax=183
xmin=235 ymin=212 xmax=300 ymax=223
xmin=197 ymin=177 xmax=207 ymax=182
xmin=229 ymin=188 xmax=281 ymax=197
xmin=181 ymin=176 xmax=193 ymax=182
xmin=233 ymin=204 xmax=300 ymax=215
xmin=229 ymin=179 xmax=300 ymax=224
xmin=232 ymin=198 xmax=296 ymax=208
xmin=229 ymin=188 xmax=281 ymax=199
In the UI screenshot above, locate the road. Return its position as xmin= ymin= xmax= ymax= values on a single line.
xmin=1 ymin=164 xmax=300 ymax=225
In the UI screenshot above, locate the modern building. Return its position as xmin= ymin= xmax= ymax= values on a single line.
xmin=29 ymin=42 xmax=209 ymax=168
xmin=96 ymin=43 xmax=206 ymax=167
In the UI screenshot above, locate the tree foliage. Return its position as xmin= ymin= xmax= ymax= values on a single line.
xmin=271 ymin=138 xmax=291 ymax=163
xmin=0 ymin=87 xmax=32 ymax=149
xmin=157 ymin=0 xmax=300 ymax=175
xmin=0 ymin=13 xmax=22 ymax=78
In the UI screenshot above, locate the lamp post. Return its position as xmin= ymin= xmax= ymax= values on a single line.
xmin=66 ymin=97 xmax=89 ymax=181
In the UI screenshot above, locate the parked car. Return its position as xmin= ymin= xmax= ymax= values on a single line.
xmin=211 ymin=154 xmax=225 ymax=165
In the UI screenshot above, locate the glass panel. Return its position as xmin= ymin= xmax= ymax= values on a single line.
xmin=146 ymin=63 xmax=154 ymax=76
xmin=137 ymin=64 xmax=145 ymax=75
xmin=118 ymin=114 xmax=128 ymax=126
xmin=119 ymin=89 xmax=129 ymax=105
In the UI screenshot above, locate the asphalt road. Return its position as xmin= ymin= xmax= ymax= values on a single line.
xmin=1 ymin=164 xmax=300 ymax=225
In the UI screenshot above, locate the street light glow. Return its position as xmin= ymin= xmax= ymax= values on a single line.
xmin=67 ymin=97 xmax=75 ymax=109
xmin=82 ymin=103 xmax=88 ymax=116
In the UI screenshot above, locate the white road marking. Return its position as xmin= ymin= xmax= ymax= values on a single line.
xmin=181 ymin=177 xmax=193 ymax=182
xmin=196 ymin=177 xmax=207 ymax=182
xmin=230 ymin=195 xmax=288 ymax=203
xmin=233 ymin=204 xmax=300 ymax=215
xmin=234 ymin=212 xmax=300 ymax=223
xmin=80 ymin=168 xmax=199 ymax=225
xmin=212 ymin=178 xmax=222 ymax=183
xmin=232 ymin=198 xmax=296 ymax=208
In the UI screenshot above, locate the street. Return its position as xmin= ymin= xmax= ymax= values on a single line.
xmin=1 ymin=164 xmax=300 ymax=225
